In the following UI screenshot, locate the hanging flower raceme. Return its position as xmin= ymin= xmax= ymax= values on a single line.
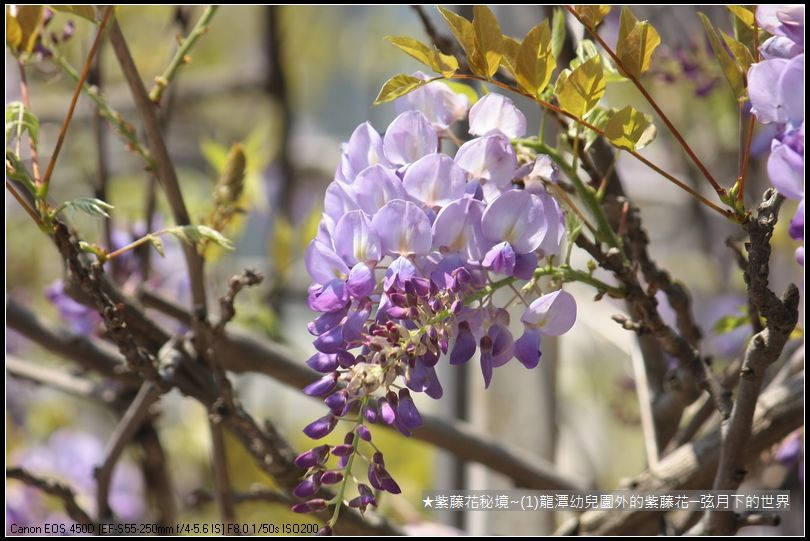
xmin=294 ymin=84 xmax=577 ymax=530
xmin=747 ymin=5 xmax=805 ymax=265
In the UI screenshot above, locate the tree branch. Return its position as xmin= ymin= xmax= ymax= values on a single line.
xmin=8 ymin=467 xmax=95 ymax=526
xmin=706 ymin=190 xmax=800 ymax=534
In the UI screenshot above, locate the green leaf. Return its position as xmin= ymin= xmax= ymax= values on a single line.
xmin=5 ymin=150 xmax=37 ymax=195
xmin=385 ymin=36 xmax=458 ymax=77
xmin=472 ymin=5 xmax=504 ymax=79
xmin=500 ymin=35 xmax=521 ymax=76
xmin=437 ymin=6 xmax=489 ymax=78
xmin=6 ymin=101 xmax=40 ymax=145
xmin=50 ymin=5 xmax=97 ymax=22
xmin=59 ymin=197 xmax=114 ymax=219
xmin=603 ymin=106 xmax=657 ymax=151
xmin=726 ymin=5 xmax=755 ymax=28
xmin=713 ymin=313 xmax=749 ymax=334
xmin=7 ymin=5 xmax=44 ymax=54
xmin=550 ymin=8 xmax=566 ymax=59
xmin=148 ymin=234 xmax=165 ymax=257
xmin=373 ymin=74 xmax=429 ymax=105
xmin=616 ymin=7 xmax=661 ymax=77
xmin=165 ymin=225 xmax=235 ymax=250
xmin=575 ymin=5 xmax=611 ymax=28
xmin=515 ymin=21 xmax=555 ymax=98
xmin=721 ymin=30 xmax=754 ymax=72
xmin=698 ymin=12 xmax=745 ymax=99
xmin=437 ymin=80 xmax=479 ymax=105
xmin=555 ymin=55 xmax=605 ymax=118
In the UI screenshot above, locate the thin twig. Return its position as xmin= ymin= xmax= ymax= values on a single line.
xmin=186 ymin=485 xmax=294 ymax=509
xmin=566 ymin=6 xmax=725 ymax=196
xmin=215 ymin=269 xmax=264 ymax=333
xmin=40 ymin=7 xmax=115 ymax=196
xmin=8 ymin=467 xmax=95 ymax=526
xmin=17 ymin=60 xmax=42 ymax=183
xmin=96 ymin=381 xmax=160 ymax=520
xmin=6 ymin=355 xmax=120 ymax=404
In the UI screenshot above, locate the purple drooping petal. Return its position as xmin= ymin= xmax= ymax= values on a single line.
xmin=748 ymin=55 xmax=805 ymax=126
xmin=402 ymin=153 xmax=467 ymax=207
xmin=395 ymin=72 xmax=470 ymax=130
xmin=313 ymin=324 xmax=345 ymax=353
xmin=383 ymin=111 xmax=438 ymax=166
xmin=455 ymin=134 xmax=518 ymax=201
xmin=346 ymin=262 xmax=376 ymax=298
xmin=760 ymin=36 xmax=803 ymax=60
xmin=481 ymin=189 xmax=548 ymax=254
xmin=323 ymin=180 xmax=359 ymax=222
xmin=778 ymin=54 xmax=804 ymax=125
xmin=342 ymin=308 xmax=369 ymax=342
xmin=431 ymin=197 xmax=488 ymax=260
xmin=487 ymin=324 xmax=514 ymax=368
xmin=480 ymin=345 xmax=494 ymax=388
xmin=338 ymin=122 xmax=390 ymax=182
xmin=307 ymin=304 xmax=349 ymax=336
xmin=521 ymin=289 xmax=578 ymax=336
xmin=514 ymin=328 xmax=542 ymax=369
xmin=789 ymin=198 xmax=804 ymax=241
xmin=768 ymin=137 xmax=805 ymax=200
xmin=293 ymin=477 xmax=321 ymax=498
xmin=396 ymin=389 xmax=423 ymax=429
xmin=482 ymin=241 xmax=517 ymax=275
xmin=757 ymin=5 xmax=804 ymax=47
xmin=372 ymin=199 xmax=433 ymax=256
xmin=324 ymin=391 xmax=348 ymax=414
xmin=333 ymin=210 xmax=382 ymax=266
xmin=450 ymin=321 xmax=476 ymax=365
xmin=305 ymin=240 xmax=349 ymax=285
xmin=468 ymin=93 xmax=527 ymax=138
xmin=352 ymin=165 xmax=406 ymax=215
xmin=513 ymin=251 xmax=538 ymax=280
xmin=536 ymin=191 xmax=565 ymax=257
xmin=308 ymin=279 xmax=350 ymax=313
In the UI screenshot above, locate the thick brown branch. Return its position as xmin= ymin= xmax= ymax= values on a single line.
xmin=706 ymin=190 xmax=800 ymax=534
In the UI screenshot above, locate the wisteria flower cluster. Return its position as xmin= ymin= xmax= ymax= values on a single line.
xmin=748 ymin=5 xmax=805 ymax=265
xmin=293 ymin=82 xmax=576 ymax=525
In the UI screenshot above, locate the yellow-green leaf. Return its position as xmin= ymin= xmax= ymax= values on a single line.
xmin=7 ymin=5 xmax=44 ymax=54
xmin=50 ymin=5 xmax=97 ymax=22
xmin=726 ymin=5 xmax=755 ymax=28
xmin=698 ymin=12 xmax=745 ymax=99
xmin=721 ymin=30 xmax=754 ymax=72
xmin=604 ymin=106 xmax=656 ymax=151
xmin=555 ymin=55 xmax=605 ymax=118
xmin=501 ymin=35 xmax=521 ymax=76
xmin=437 ymin=6 xmax=488 ymax=78
xmin=373 ymin=74 xmax=429 ymax=105
xmin=386 ymin=36 xmax=458 ymax=77
xmin=616 ymin=7 xmax=660 ymax=77
xmin=575 ymin=5 xmax=611 ymax=28
xmin=472 ymin=5 xmax=503 ymax=79
xmin=515 ymin=21 xmax=555 ymax=98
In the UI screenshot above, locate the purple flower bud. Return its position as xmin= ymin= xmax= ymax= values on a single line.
xmin=303 ymin=374 xmax=338 ymax=397
xmin=363 ymin=403 xmax=378 ymax=424
xmin=356 ymin=425 xmax=372 ymax=441
xmin=317 ymin=526 xmax=333 ymax=536
xmin=482 ymin=241 xmax=517 ymax=275
xmin=378 ymin=398 xmax=396 ymax=425
xmin=293 ymin=475 xmax=321 ymax=498
xmin=320 ymin=470 xmax=344 ymax=484
xmin=306 ymin=352 xmax=338 ymax=373
xmin=324 ymin=391 xmax=348 ymax=414
xmin=293 ymin=445 xmax=330 ymax=468
xmin=336 ymin=350 xmax=356 ymax=367
xmin=303 ymin=415 xmax=338 ymax=439
xmin=331 ymin=444 xmax=354 ymax=457
xmin=367 ymin=463 xmax=383 ymax=490
xmin=313 ymin=324 xmax=345 ymax=353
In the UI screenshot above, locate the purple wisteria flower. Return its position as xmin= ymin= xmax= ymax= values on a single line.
xmin=296 ymin=86 xmax=577 ymax=525
xmin=748 ymin=5 xmax=805 ymax=265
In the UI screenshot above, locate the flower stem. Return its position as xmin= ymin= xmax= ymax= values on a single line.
xmin=328 ymin=397 xmax=368 ymax=529
xmin=149 ymin=5 xmax=219 ymax=103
